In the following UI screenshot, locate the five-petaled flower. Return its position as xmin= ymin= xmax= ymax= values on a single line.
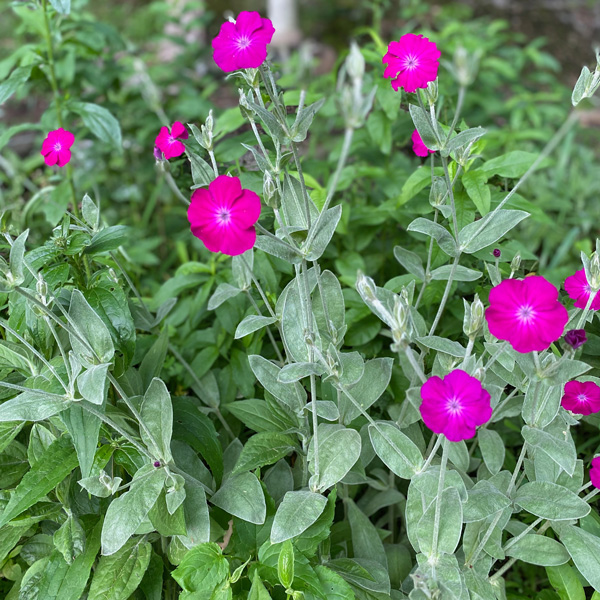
xmin=187 ymin=175 xmax=261 ymax=256
xmin=155 ymin=122 xmax=188 ymax=160
xmin=564 ymin=269 xmax=600 ymax=310
xmin=485 ymin=276 xmax=569 ymax=353
xmin=419 ymin=369 xmax=492 ymax=442
xmin=561 ymin=380 xmax=600 ymax=415
xmin=591 ymin=457 xmax=600 ymax=489
xmin=411 ymin=129 xmax=434 ymax=157
xmin=212 ymin=11 xmax=275 ymax=73
xmin=382 ymin=33 xmax=441 ymax=93
xmin=41 ymin=128 xmax=74 ymax=167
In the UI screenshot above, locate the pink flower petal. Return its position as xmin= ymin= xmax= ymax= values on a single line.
xmin=235 ymin=11 xmax=263 ymax=37
xmin=219 ymin=224 xmax=257 ymax=256
xmin=209 ymin=175 xmax=243 ymax=207
xmin=57 ymin=128 xmax=75 ymax=148
xmin=56 ymin=149 xmax=71 ymax=167
xmin=44 ymin=150 xmax=59 ymax=167
xmin=171 ymin=121 xmax=188 ymax=140
xmin=162 ymin=140 xmax=186 ymax=159
xmin=230 ymin=189 xmax=261 ymax=228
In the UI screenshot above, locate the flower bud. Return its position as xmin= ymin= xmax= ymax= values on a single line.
xmin=589 ymin=250 xmax=600 ymax=291
xmin=452 ymin=46 xmax=480 ymax=87
xmin=356 ymin=271 xmax=394 ymax=327
xmin=464 ymin=294 xmax=485 ymax=338
xmin=263 ymin=171 xmax=279 ymax=208
xmin=424 ymin=79 xmax=438 ymax=106
xmin=572 ymin=49 xmax=600 ymax=106
xmin=493 ymin=248 xmax=501 ymax=258
xmin=510 ymin=252 xmax=521 ymax=275
xmin=238 ymin=88 xmax=253 ymax=119
xmin=36 ymin=275 xmax=48 ymax=302
xmin=564 ymin=329 xmax=587 ymax=350
xmin=429 ymin=176 xmax=447 ymax=208
xmin=346 ymin=42 xmax=365 ymax=83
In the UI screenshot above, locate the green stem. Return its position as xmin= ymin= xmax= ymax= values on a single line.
xmin=429 ymin=255 xmax=460 ymax=336
xmin=447 ymin=86 xmax=466 ymax=140
xmin=431 ymin=437 xmax=449 ymax=562
xmin=576 ymin=289 xmax=595 ymax=329
xmin=163 ymin=169 xmax=190 ymax=206
xmin=465 ymin=510 xmax=503 ymax=567
xmin=420 ymin=435 xmax=442 ymax=472
xmin=415 ymin=209 xmax=438 ymax=309
xmin=507 ymin=443 xmax=527 ymax=496
xmin=244 ymin=290 xmax=285 ymax=365
xmin=440 ymin=156 xmax=460 ymax=241
xmin=403 ymin=345 xmax=427 ymax=383
xmin=240 ymin=254 xmax=277 ymax=319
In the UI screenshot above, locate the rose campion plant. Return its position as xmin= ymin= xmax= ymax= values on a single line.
xmin=1 ymin=2 xmax=600 ymax=599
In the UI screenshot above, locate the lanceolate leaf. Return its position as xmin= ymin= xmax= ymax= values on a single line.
xmin=140 ymin=378 xmax=173 ymax=463
xmin=271 ymin=491 xmax=328 ymax=544
xmin=0 ymin=436 xmax=78 ymax=527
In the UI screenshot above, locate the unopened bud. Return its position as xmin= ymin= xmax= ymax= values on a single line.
xmin=356 ymin=271 xmax=395 ymax=328
xmin=589 ymin=251 xmax=600 ymax=290
xmin=424 ymin=79 xmax=438 ymax=106
xmin=510 ymin=252 xmax=521 ymax=275
xmin=36 ymin=275 xmax=48 ymax=301
xmin=238 ymin=88 xmax=253 ymax=119
xmin=464 ymin=294 xmax=485 ymax=338
xmin=564 ymin=329 xmax=587 ymax=350
xmin=453 ymin=46 xmax=480 ymax=87
xmin=429 ymin=176 xmax=447 ymax=208
xmin=199 ymin=110 xmax=214 ymax=150
xmin=346 ymin=42 xmax=365 ymax=82
xmin=263 ymin=171 xmax=278 ymax=208
xmin=391 ymin=295 xmax=412 ymax=350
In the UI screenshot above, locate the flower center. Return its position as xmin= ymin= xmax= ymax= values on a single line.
xmin=217 ymin=208 xmax=231 ymax=224
xmin=168 ymin=136 xmax=176 ymax=145
xmin=53 ymin=142 xmax=62 ymax=152
xmin=237 ymin=35 xmax=251 ymax=49
xmin=517 ymin=304 xmax=536 ymax=322
xmin=577 ymin=393 xmax=588 ymax=403
xmin=446 ymin=397 xmax=462 ymax=414
xmin=403 ymin=54 xmax=420 ymax=70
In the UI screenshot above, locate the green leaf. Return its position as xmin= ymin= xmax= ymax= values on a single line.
xmin=409 ymin=103 xmax=440 ymax=151
xmin=557 ymin=524 xmax=600 ymax=591
xmin=61 ymin=402 xmax=101 ymax=479
xmin=314 ymin=565 xmax=355 ymax=600
xmin=235 ymin=315 xmax=277 ymax=339
xmin=478 ymin=429 xmax=505 ymax=475
xmin=407 ymin=217 xmax=458 ymax=257
xmin=69 ymin=289 xmax=115 ymax=364
xmin=254 ymin=234 xmax=302 ymax=264
xmin=210 ymin=472 xmax=266 ymax=524
xmin=368 ymin=422 xmax=423 ymax=479
xmin=148 ymin=488 xmax=187 ymax=536
xmin=506 ymin=535 xmax=569 ymax=566
xmin=416 ymin=336 xmax=465 ymax=358
xmin=367 ymin=110 xmax=392 ymax=154
xmin=140 ymin=378 xmax=173 ymax=463
xmin=0 ymin=65 xmax=33 ymax=105
xmin=48 ymin=0 xmax=70 ymax=14
xmin=82 ymin=194 xmax=99 ymax=229
xmin=513 ymin=482 xmax=590 ymax=521
xmin=0 ymin=421 xmax=23 ymax=453
xmin=480 ymin=151 xmax=538 ymax=178
xmin=139 ymin=327 xmax=169 ymax=392
xmin=171 ymin=542 xmax=229 ymax=593
xmin=0 ymin=436 xmax=78 ymax=527
xmin=271 ymin=491 xmax=327 ymax=544
xmin=208 ymin=283 xmax=241 ymax=310
xmin=233 ymin=432 xmax=295 ymax=474
xmin=70 ymin=102 xmax=122 ymax=149
xmin=339 ymin=357 xmax=393 ymax=423
xmin=0 ymin=341 xmax=34 ymax=373
xmin=291 ymin=98 xmax=325 ymax=142
xmin=248 ymin=102 xmax=288 ymax=144
xmin=53 ymin=515 xmax=85 ymax=564
xmin=456 ymin=479 xmax=508 ymax=523
xmin=249 ymin=571 xmax=273 ymax=600
xmin=462 ymin=170 xmax=491 ymax=215
xmin=101 ymin=465 xmax=166 ymax=555
xmin=76 ymin=364 xmax=109 ymax=405
xmin=187 ymin=150 xmax=215 ymax=188
xmin=458 ymin=209 xmax=529 ymax=254
xmin=278 ymin=362 xmax=326 ymax=383
xmin=84 ymin=226 xmax=130 ymax=254
xmin=546 ymin=564 xmax=586 ymax=600
xmin=88 ymin=537 xmax=151 ymax=600
xmin=522 ymin=425 xmax=576 ymax=477
xmin=179 ymin=485 xmax=210 ymax=548
xmin=306 ymin=205 xmax=342 ymax=261
xmin=0 ymin=391 xmax=71 ymax=422
xmin=309 ymin=424 xmax=361 ymax=491
xmin=416 ymin=487 xmax=463 ymax=556
xmin=9 ymin=229 xmax=28 ymax=284
xmin=443 ymin=127 xmax=487 ymax=157
xmin=346 ymin=497 xmax=388 ymax=568
xmin=248 ymin=354 xmax=306 ymax=414
xmin=394 ymin=245 xmax=425 ymax=279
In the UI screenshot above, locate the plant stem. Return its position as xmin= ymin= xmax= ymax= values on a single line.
xmin=431 ymin=436 xmax=449 ymax=563
xmin=440 ymin=156 xmax=459 ymax=241
xmin=429 ymin=255 xmax=460 ymax=336
xmin=465 ymin=510 xmax=503 ymax=568
xmin=402 ymin=345 xmax=427 ymax=383
xmin=415 ymin=209 xmax=438 ymax=309
xmin=447 ymin=86 xmax=466 ymax=139
xmin=576 ymin=289 xmax=595 ymax=329
xmin=240 ymin=254 xmax=277 ymax=319
xmin=507 ymin=443 xmax=527 ymax=496
xmin=244 ymin=290 xmax=285 ymax=365
xmin=420 ymin=435 xmax=442 ymax=472
xmin=163 ymin=169 xmax=190 ymax=206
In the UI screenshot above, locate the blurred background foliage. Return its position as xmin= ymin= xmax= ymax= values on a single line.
xmin=1 ymin=2 xmax=600 ymax=594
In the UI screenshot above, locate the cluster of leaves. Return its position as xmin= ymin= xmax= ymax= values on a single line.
xmin=1 ymin=1 xmax=600 ymax=600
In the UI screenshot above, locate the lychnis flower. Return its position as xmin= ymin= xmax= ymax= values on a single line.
xmin=564 ymin=329 xmax=587 ymax=350
xmin=187 ymin=175 xmax=261 ymax=256
xmin=485 ymin=276 xmax=568 ymax=353
xmin=561 ymin=380 xmax=600 ymax=416
xmin=212 ymin=11 xmax=275 ymax=73
xmin=41 ymin=128 xmax=74 ymax=167
xmin=155 ymin=122 xmax=188 ymax=160
xmin=419 ymin=369 xmax=492 ymax=442
xmin=564 ymin=269 xmax=600 ymax=310
xmin=382 ymin=33 xmax=441 ymax=93
xmin=411 ymin=130 xmax=434 ymax=157
xmin=591 ymin=457 xmax=600 ymax=489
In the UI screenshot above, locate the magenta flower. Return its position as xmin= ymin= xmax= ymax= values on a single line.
xmin=564 ymin=269 xmax=600 ymax=310
xmin=419 ymin=369 xmax=492 ymax=442
xmin=591 ymin=457 xmax=600 ymax=489
xmin=564 ymin=329 xmax=587 ymax=350
xmin=485 ymin=276 xmax=569 ymax=354
xmin=561 ymin=380 xmax=600 ymax=415
xmin=40 ymin=128 xmax=74 ymax=167
xmin=411 ymin=129 xmax=434 ymax=157
xmin=155 ymin=122 xmax=188 ymax=160
xmin=212 ymin=11 xmax=275 ymax=73
xmin=382 ymin=33 xmax=441 ymax=93
xmin=187 ymin=175 xmax=261 ymax=256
